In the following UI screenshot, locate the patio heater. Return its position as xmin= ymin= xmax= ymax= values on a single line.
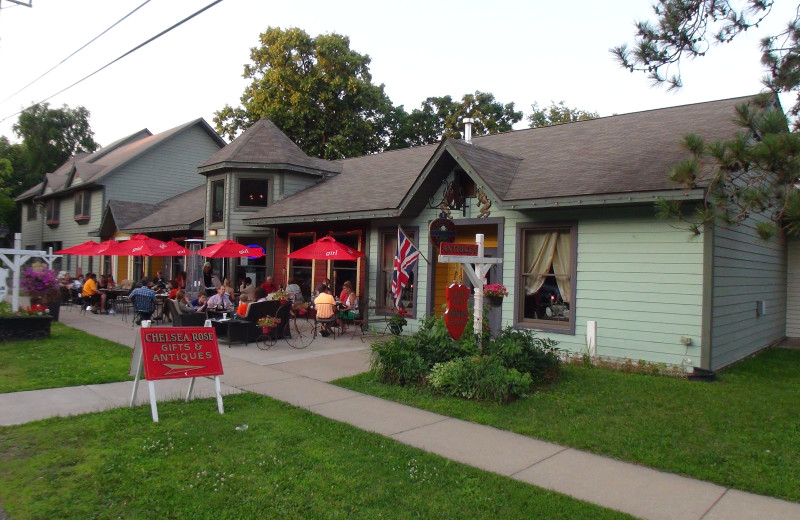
xmin=185 ymin=238 xmax=205 ymax=298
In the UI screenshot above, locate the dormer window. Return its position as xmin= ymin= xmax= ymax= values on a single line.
xmin=239 ymin=178 xmax=269 ymax=208
xmin=74 ymin=191 xmax=91 ymax=221
xmin=45 ymin=199 xmax=59 ymax=227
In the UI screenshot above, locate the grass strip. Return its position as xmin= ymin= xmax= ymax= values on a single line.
xmin=0 ymin=323 xmax=134 ymax=393
xmin=336 ymin=347 xmax=800 ymax=502
xmin=0 ymin=393 xmax=633 ymax=519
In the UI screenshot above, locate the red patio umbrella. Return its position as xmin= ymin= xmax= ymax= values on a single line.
xmin=286 ymin=236 xmax=365 ymax=261
xmin=87 ymin=239 xmax=121 ymax=256
xmin=163 ymin=241 xmax=193 ymax=256
xmin=54 ymin=240 xmax=99 ymax=255
xmin=105 ymin=234 xmax=186 ymax=257
xmin=198 ymin=239 xmax=265 ymax=259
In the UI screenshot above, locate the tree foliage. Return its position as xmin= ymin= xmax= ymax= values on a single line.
xmin=389 ymin=92 xmax=523 ymax=149
xmin=615 ymin=0 xmax=800 ymax=238
xmin=214 ymin=27 xmax=394 ymax=160
xmin=527 ymin=100 xmax=599 ymax=128
xmin=0 ymin=103 xmax=98 ymax=236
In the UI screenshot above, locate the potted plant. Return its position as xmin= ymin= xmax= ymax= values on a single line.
xmin=271 ymin=289 xmax=291 ymax=305
xmin=257 ymin=315 xmax=282 ymax=334
xmin=292 ymin=301 xmax=310 ymax=316
xmin=20 ymin=265 xmax=62 ymax=321
xmin=389 ymin=307 xmax=408 ymax=335
xmin=0 ymin=301 xmax=54 ymax=340
xmin=483 ymin=283 xmax=508 ymax=306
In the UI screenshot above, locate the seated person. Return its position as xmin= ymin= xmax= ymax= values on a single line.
xmin=236 ymin=292 xmax=250 ymax=317
xmin=190 ymin=293 xmax=208 ymax=309
xmin=286 ymin=277 xmax=304 ymax=302
xmin=206 ymin=285 xmax=233 ymax=311
xmin=167 ymin=280 xmax=179 ymax=299
xmin=313 ymin=285 xmax=336 ymax=337
xmin=174 ymin=289 xmax=201 ymax=314
xmin=129 ymin=277 xmax=157 ymax=324
xmin=337 ymin=281 xmax=358 ymax=332
xmin=105 ymin=274 xmax=116 ymax=289
xmin=81 ymin=273 xmax=107 ymax=314
xmin=152 ymin=270 xmax=167 ymax=290
xmin=239 ymin=277 xmax=255 ymax=303
xmin=260 ymin=275 xmax=278 ymax=294
xmin=253 ymin=286 xmax=268 ymax=303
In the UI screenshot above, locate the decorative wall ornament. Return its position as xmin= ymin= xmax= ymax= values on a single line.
xmin=428 ymin=179 xmax=465 ymax=214
xmin=476 ymin=188 xmax=492 ymax=218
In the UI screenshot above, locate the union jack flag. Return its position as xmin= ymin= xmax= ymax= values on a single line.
xmin=392 ymin=227 xmax=419 ymax=308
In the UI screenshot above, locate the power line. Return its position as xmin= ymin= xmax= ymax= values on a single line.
xmin=0 ymin=0 xmax=225 ymax=125
xmin=1 ymin=0 xmax=153 ymax=105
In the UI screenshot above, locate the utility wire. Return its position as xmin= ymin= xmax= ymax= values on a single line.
xmin=0 ymin=0 xmax=225 ymax=124
xmin=1 ymin=0 xmax=153 ymax=104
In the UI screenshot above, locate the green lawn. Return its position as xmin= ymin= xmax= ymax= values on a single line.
xmin=0 ymin=394 xmax=633 ymax=519
xmin=336 ymin=347 xmax=800 ymax=502
xmin=0 ymin=323 xmax=134 ymax=393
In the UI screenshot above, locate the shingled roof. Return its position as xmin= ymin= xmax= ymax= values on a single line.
xmin=123 ymin=184 xmax=206 ymax=233
xmin=244 ymin=95 xmax=756 ymax=225
xmin=198 ymin=118 xmax=341 ymax=176
xmin=16 ymin=119 xmax=223 ymax=201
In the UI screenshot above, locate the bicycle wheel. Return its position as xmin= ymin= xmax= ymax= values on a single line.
xmin=285 ymin=317 xmax=315 ymax=349
xmin=256 ymin=331 xmax=276 ymax=350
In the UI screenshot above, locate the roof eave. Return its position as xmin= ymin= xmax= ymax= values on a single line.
xmin=501 ymin=188 xmax=706 ymax=210
xmin=197 ymin=161 xmax=334 ymax=177
xmin=244 ymin=208 xmax=399 ymax=226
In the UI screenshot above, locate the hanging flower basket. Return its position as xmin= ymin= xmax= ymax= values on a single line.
xmin=483 ymin=284 xmax=508 ymax=306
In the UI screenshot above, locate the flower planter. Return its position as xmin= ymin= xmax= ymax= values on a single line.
xmin=279 ymin=299 xmax=288 ymax=306
xmin=487 ymin=295 xmax=504 ymax=307
xmin=262 ymin=326 xmax=274 ymax=334
xmin=0 ymin=315 xmax=53 ymax=341
xmin=298 ymin=309 xmax=307 ymax=316
xmin=389 ymin=324 xmax=403 ymax=335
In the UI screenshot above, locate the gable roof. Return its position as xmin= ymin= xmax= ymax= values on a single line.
xmin=198 ymin=118 xmax=341 ymax=176
xmin=122 ymin=184 xmax=206 ymax=233
xmin=245 ymin=94 xmax=758 ymax=225
xmin=16 ymin=118 xmax=224 ymax=202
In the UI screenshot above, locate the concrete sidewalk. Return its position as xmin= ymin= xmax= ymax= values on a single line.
xmin=2 ymin=309 xmax=798 ymax=520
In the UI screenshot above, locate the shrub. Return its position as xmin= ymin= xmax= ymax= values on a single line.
xmin=429 ymin=355 xmax=533 ymax=404
xmin=370 ymin=314 xmax=561 ymax=403
xmin=370 ymin=335 xmax=429 ymax=385
xmin=483 ymin=327 xmax=561 ymax=387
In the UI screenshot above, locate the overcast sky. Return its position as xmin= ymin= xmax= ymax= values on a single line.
xmin=0 ymin=0 xmax=795 ymax=147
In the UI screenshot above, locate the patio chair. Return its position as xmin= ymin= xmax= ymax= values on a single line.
xmin=314 ymin=302 xmax=337 ymax=339
xmin=166 ymin=299 xmax=208 ymax=327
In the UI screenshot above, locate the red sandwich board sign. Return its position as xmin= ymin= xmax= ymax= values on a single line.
xmin=141 ymin=328 xmax=223 ymax=380
xmin=129 ymin=322 xmax=224 ymax=422
xmin=445 ymin=283 xmax=471 ymax=340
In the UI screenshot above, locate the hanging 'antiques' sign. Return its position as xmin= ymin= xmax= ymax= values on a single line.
xmin=445 ymin=283 xmax=471 ymax=340
xmin=140 ymin=327 xmax=224 ymax=381
xmin=439 ymin=242 xmax=478 ymax=256
xmin=429 ymin=217 xmax=456 ymax=249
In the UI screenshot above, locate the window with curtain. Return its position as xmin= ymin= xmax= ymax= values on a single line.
xmin=377 ymin=228 xmax=417 ymax=315
xmin=518 ymin=224 xmax=575 ymax=331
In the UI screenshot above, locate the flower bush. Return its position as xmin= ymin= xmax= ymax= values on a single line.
xmin=292 ymin=301 xmax=310 ymax=314
xmin=21 ymin=267 xmax=59 ymax=294
xmin=483 ymin=284 xmax=508 ymax=298
xmin=389 ymin=306 xmax=408 ymax=327
xmin=0 ymin=301 xmax=48 ymax=317
xmin=271 ymin=289 xmax=291 ymax=302
xmin=257 ymin=316 xmax=282 ymax=329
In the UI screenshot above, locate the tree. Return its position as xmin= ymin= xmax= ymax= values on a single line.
xmin=528 ymin=101 xmax=599 ymax=128
xmin=214 ymin=27 xmax=395 ymax=160
xmin=13 ymin=103 xmax=99 ymax=188
xmin=614 ymin=0 xmax=800 ymax=238
xmin=390 ymin=91 xmax=523 ymax=149
xmin=0 ymin=103 xmax=98 ymax=235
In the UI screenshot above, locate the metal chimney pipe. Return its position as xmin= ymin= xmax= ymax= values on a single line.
xmin=463 ymin=117 xmax=473 ymax=144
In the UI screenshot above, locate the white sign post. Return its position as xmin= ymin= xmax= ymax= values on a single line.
xmin=437 ymin=233 xmax=503 ymax=350
xmin=0 ymin=233 xmax=60 ymax=310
